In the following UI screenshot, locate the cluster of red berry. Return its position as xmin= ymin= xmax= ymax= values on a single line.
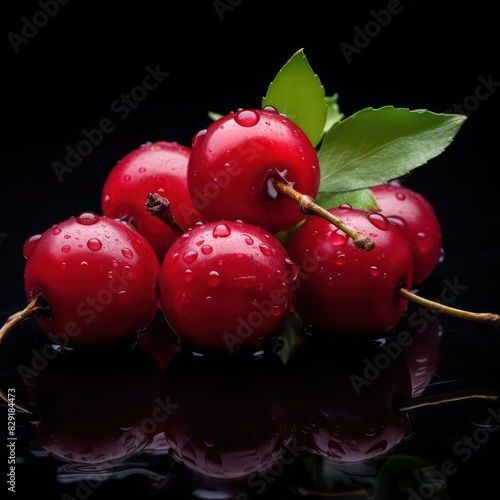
xmin=5 ymin=103 xmax=493 ymax=358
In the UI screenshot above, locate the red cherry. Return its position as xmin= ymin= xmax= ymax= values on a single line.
xmin=157 ymin=219 xmax=297 ymax=354
xmin=187 ymin=107 xmax=321 ymax=235
xmin=370 ymin=182 xmax=443 ymax=287
xmin=101 ymin=141 xmax=204 ymax=262
xmin=0 ymin=212 xmax=161 ymax=348
xmin=287 ymin=205 xmax=414 ymax=336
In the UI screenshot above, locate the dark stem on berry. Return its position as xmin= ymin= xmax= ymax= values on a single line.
xmin=0 ymin=291 xmax=50 ymax=345
xmin=398 ymin=287 xmax=500 ymax=330
xmin=145 ymin=193 xmax=185 ymax=236
xmin=272 ymin=179 xmax=375 ymax=251
xmin=398 ymin=388 xmax=498 ymax=412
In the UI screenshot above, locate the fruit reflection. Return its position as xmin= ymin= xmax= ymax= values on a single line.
xmin=287 ymin=330 xmax=417 ymax=464
xmin=161 ymin=352 xmax=294 ymax=480
xmin=27 ymin=345 xmax=165 ymax=464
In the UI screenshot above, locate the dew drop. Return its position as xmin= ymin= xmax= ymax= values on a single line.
xmin=191 ymin=129 xmax=207 ymax=150
xmin=243 ymin=234 xmax=254 ymax=245
xmin=139 ymin=166 xmax=146 ymax=173
xmin=338 ymin=203 xmax=353 ymax=209
xmin=368 ymin=212 xmax=390 ymax=230
xmin=183 ymin=250 xmax=198 ymax=264
xmin=206 ymin=450 xmax=222 ymax=470
xmin=207 ymin=271 xmax=221 ymax=286
xmin=87 ymin=238 xmax=102 ymax=251
xmin=121 ymin=248 xmax=134 ymax=259
xmin=64 ymin=234 xmax=71 ymax=239
xmin=416 ymin=231 xmax=433 ymax=253
xmin=262 ymin=105 xmax=278 ymax=113
xmin=23 ymin=234 xmax=42 ymax=259
xmin=259 ymin=243 xmax=272 ymax=256
xmin=329 ymin=229 xmax=348 ymax=246
xmin=60 ymin=262 xmax=67 ymax=270
xmin=184 ymin=269 xmax=193 ymax=282
xmin=205 ymin=296 xmax=215 ymax=309
xmin=369 ymin=265 xmax=380 ymax=277
xmin=285 ymin=257 xmax=298 ymax=281
xmin=234 ymin=109 xmax=260 ymax=127
xmin=61 ymin=245 xmax=71 ymax=253
xmin=212 ymin=223 xmax=231 ymax=238
xmin=201 ymin=245 xmax=213 ymax=255
xmin=123 ymin=175 xmax=131 ymax=182
xmin=334 ymin=253 xmax=346 ymax=266
xmin=76 ymin=212 xmax=100 ymax=225
xmin=195 ymin=238 xmax=205 ymax=246
xmin=52 ymin=227 xmax=62 ymax=235
xmin=396 ymin=192 xmax=406 ymax=201
xmin=80 ymin=261 xmax=88 ymax=267
xmin=387 ymin=215 xmax=407 ymax=230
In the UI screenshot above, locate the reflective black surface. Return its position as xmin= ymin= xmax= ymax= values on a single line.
xmin=1 ymin=1 xmax=499 ymax=498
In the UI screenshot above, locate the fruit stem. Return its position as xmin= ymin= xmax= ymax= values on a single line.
xmin=145 ymin=193 xmax=185 ymax=236
xmin=398 ymin=388 xmax=498 ymax=412
xmin=398 ymin=287 xmax=500 ymax=330
xmin=272 ymin=179 xmax=375 ymax=251
xmin=0 ymin=291 xmax=49 ymax=345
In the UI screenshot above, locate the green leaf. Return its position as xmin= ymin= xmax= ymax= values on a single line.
xmin=323 ymin=93 xmax=344 ymax=135
xmin=315 ymin=188 xmax=380 ymax=212
xmin=318 ymin=106 xmax=467 ymax=193
xmin=208 ymin=110 xmax=223 ymax=121
xmin=262 ymin=48 xmax=327 ymax=147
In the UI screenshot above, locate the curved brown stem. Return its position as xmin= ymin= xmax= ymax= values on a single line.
xmin=272 ymin=179 xmax=375 ymax=251
xmin=398 ymin=287 xmax=500 ymax=330
xmin=0 ymin=291 xmax=49 ymax=345
xmin=145 ymin=193 xmax=185 ymax=236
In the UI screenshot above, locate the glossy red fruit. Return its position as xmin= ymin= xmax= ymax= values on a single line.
xmin=158 ymin=220 xmax=297 ymax=354
xmin=370 ymin=182 xmax=442 ymax=287
xmin=101 ymin=141 xmax=204 ymax=261
xmin=286 ymin=206 xmax=414 ymax=336
xmin=187 ymin=107 xmax=320 ymax=234
xmin=23 ymin=212 xmax=161 ymax=347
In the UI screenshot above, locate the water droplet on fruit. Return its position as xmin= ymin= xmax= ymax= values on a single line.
xmin=76 ymin=212 xmax=100 ymax=225
xmin=369 ymin=265 xmax=380 ymax=277
xmin=195 ymin=238 xmax=205 ymax=246
xmin=183 ymin=250 xmax=198 ymax=264
xmin=191 ymin=129 xmax=207 ymax=150
xmin=64 ymin=234 xmax=71 ymax=239
xmin=184 ymin=269 xmax=193 ymax=282
xmin=207 ymin=271 xmax=221 ymax=286
xmin=205 ymin=296 xmax=215 ymax=309
xmin=416 ymin=231 xmax=433 ymax=253
xmin=87 ymin=238 xmax=102 ymax=251
xmin=285 ymin=258 xmax=298 ymax=282
xmin=263 ymin=105 xmax=278 ymax=113
xmin=60 ymin=262 xmax=67 ymax=270
xmin=259 ymin=244 xmax=272 ymax=256
xmin=61 ymin=245 xmax=71 ymax=253
xmin=234 ymin=109 xmax=260 ymax=127
xmin=243 ymin=234 xmax=254 ymax=245
xmin=368 ymin=212 xmax=390 ymax=230
xmin=121 ymin=248 xmax=134 ymax=259
xmin=139 ymin=166 xmax=146 ymax=173
xmin=396 ymin=192 xmax=406 ymax=201
xmin=334 ymin=253 xmax=346 ymax=266
xmin=80 ymin=261 xmax=88 ymax=267
xmin=212 ymin=223 xmax=231 ymax=238
xmin=123 ymin=175 xmax=131 ymax=182
xmin=330 ymin=229 xmax=348 ymax=246
xmin=23 ymin=234 xmax=42 ymax=258
xmin=387 ymin=215 xmax=407 ymax=230
xmin=52 ymin=227 xmax=62 ymax=235
xmin=201 ymin=245 xmax=213 ymax=255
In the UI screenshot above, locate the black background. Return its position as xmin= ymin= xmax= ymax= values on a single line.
xmin=1 ymin=1 xmax=500 ymax=498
